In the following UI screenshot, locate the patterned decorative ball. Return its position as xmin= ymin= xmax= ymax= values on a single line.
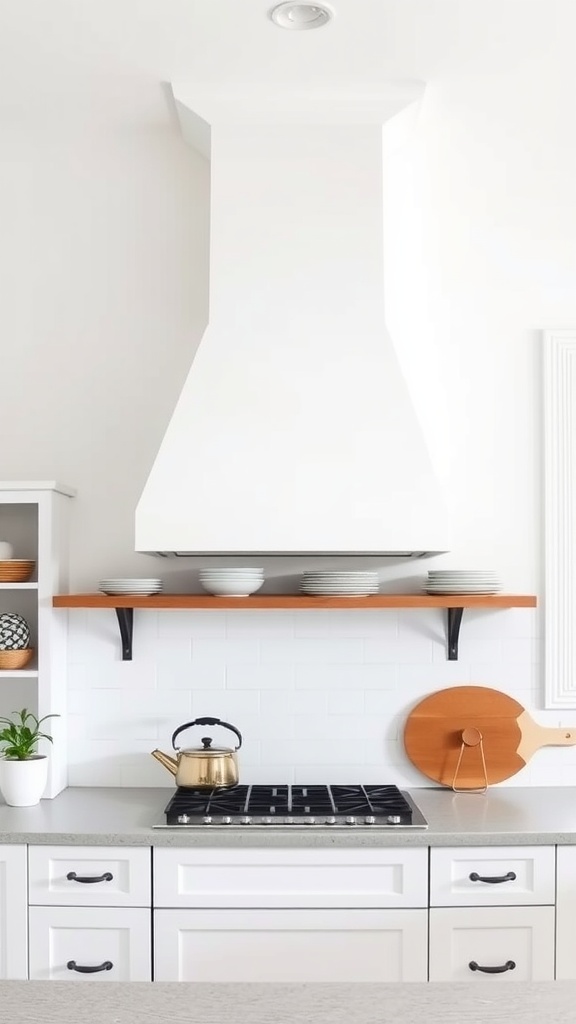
xmin=0 ymin=613 xmax=30 ymax=651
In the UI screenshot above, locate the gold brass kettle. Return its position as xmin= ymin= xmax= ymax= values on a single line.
xmin=151 ymin=717 xmax=242 ymax=789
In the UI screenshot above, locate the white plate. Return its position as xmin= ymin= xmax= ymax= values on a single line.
xmin=424 ymin=588 xmax=501 ymax=595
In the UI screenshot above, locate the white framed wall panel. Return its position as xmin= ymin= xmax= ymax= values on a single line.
xmin=543 ymin=331 xmax=576 ymax=707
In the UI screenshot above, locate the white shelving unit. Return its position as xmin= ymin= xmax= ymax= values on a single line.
xmin=0 ymin=482 xmax=75 ymax=797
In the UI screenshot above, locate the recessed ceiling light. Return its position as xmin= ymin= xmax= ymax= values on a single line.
xmin=269 ymin=2 xmax=334 ymax=30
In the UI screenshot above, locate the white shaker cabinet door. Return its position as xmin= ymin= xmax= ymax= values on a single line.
xmin=0 ymin=844 xmax=27 ymax=979
xmin=429 ymin=906 xmax=555 ymax=982
xmin=154 ymin=908 xmax=428 ymax=983
xmin=29 ymin=907 xmax=151 ymax=981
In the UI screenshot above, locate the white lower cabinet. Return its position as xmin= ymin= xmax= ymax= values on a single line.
xmin=17 ymin=840 xmax=566 ymax=982
xmin=0 ymin=844 xmax=27 ymax=979
xmin=429 ymin=906 xmax=555 ymax=982
xmin=154 ymin=908 xmax=428 ymax=982
xmin=28 ymin=907 xmax=151 ymax=981
xmin=555 ymin=846 xmax=576 ymax=978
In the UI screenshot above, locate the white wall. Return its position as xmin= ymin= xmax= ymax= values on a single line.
xmin=3 ymin=64 xmax=576 ymax=788
xmin=0 ymin=115 xmax=210 ymax=587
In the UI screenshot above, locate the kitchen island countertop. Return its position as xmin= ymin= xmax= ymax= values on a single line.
xmin=1 ymin=784 xmax=576 ymax=846
xmin=2 ymin=980 xmax=576 ymax=1023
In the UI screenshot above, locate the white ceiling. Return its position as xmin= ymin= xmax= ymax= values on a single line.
xmin=0 ymin=0 xmax=575 ymax=130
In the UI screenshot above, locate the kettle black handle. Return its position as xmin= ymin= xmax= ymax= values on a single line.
xmin=171 ymin=717 xmax=242 ymax=751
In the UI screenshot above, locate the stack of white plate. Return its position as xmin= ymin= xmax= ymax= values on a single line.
xmin=98 ymin=578 xmax=163 ymax=596
xmin=425 ymin=570 xmax=502 ymax=595
xmin=199 ymin=568 xmax=264 ymax=597
xmin=300 ymin=571 xmax=380 ymax=596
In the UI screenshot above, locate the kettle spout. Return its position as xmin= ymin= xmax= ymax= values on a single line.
xmin=151 ymin=749 xmax=178 ymax=776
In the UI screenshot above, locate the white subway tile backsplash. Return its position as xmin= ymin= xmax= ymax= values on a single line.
xmin=295 ymin=663 xmax=396 ymax=691
xmin=158 ymin=610 xmax=226 ymax=638
xmin=500 ymin=637 xmax=539 ymax=664
xmin=226 ymin=664 xmax=295 ymax=690
xmin=293 ymin=764 xmax=392 ymax=785
xmin=226 ymin=610 xmax=294 ymax=638
xmin=363 ymin=637 xmax=434 ymax=664
xmin=190 ymin=689 xmax=260 ymax=719
xmin=259 ymin=689 xmax=327 ymax=718
xmin=397 ymin=661 xmax=470 ymax=698
xmin=294 ymin=609 xmax=398 ymax=638
xmin=259 ymin=737 xmax=365 ymax=766
xmin=327 ymin=690 xmax=366 ymax=715
xmin=260 ymin=637 xmax=363 ymax=665
xmin=192 ymin=637 xmax=259 ymax=665
xmin=149 ymin=637 xmax=193 ymax=666
xmin=158 ymin=660 xmax=226 ymax=690
xmin=65 ymin=605 xmax=549 ymax=789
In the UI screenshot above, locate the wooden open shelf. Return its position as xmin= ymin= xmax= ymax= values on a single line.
xmin=53 ymin=593 xmax=536 ymax=662
xmin=53 ymin=593 xmax=536 ymax=610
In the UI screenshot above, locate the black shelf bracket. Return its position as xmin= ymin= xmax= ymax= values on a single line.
xmin=447 ymin=607 xmax=464 ymax=660
xmin=115 ymin=607 xmax=134 ymax=661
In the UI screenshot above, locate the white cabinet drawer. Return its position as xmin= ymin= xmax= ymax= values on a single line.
xmin=153 ymin=847 xmax=428 ymax=909
xmin=29 ymin=907 xmax=151 ymax=981
xmin=28 ymin=846 xmax=151 ymax=907
xmin=429 ymin=906 xmax=555 ymax=982
xmin=154 ymin=908 xmax=428 ymax=982
xmin=430 ymin=846 xmax=555 ymax=906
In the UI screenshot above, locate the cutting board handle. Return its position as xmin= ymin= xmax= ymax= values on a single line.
xmin=517 ymin=712 xmax=576 ymax=762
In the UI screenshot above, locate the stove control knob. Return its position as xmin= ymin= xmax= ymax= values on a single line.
xmin=222 ymin=816 xmax=232 ymax=825
xmin=262 ymin=817 xmax=273 ymax=825
xmin=387 ymin=815 xmax=402 ymax=825
xmin=365 ymin=816 xmax=376 ymax=825
xmin=241 ymin=816 xmax=251 ymax=825
xmin=325 ymin=817 xmax=337 ymax=825
xmin=345 ymin=816 xmax=357 ymax=826
xmin=177 ymin=814 xmax=190 ymax=824
xmin=306 ymin=817 xmax=316 ymax=825
xmin=285 ymin=817 xmax=294 ymax=825
xmin=203 ymin=816 xmax=212 ymax=824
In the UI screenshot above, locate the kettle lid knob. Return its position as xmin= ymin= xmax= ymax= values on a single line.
xmin=201 ymin=736 xmax=213 ymax=749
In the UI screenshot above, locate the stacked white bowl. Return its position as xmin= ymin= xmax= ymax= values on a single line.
xmin=98 ymin=578 xmax=163 ymax=596
xmin=199 ymin=568 xmax=264 ymax=597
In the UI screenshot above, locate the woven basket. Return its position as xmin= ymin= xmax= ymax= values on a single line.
xmin=0 ymin=648 xmax=34 ymax=669
xmin=0 ymin=560 xmax=35 ymax=583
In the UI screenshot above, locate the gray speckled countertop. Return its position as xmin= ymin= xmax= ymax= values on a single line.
xmin=1 ymin=785 xmax=576 ymax=846
xmin=1 ymin=981 xmax=576 ymax=1023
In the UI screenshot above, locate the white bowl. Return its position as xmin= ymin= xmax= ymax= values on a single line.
xmin=199 ymin=569 xmax=264 ymax=576
xmin=200 ymin=579 xmax=264 ymax=596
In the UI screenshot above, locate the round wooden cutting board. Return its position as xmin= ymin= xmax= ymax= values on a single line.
xmin=403 ymin=685 xmax=576 ymax=789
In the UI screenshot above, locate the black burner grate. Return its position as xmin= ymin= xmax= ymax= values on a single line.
xmin=163 ymin=783 xmax=414 ymax=824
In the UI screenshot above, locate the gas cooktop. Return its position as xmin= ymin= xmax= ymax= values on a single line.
xmin=153 ymin=784 xmax=428 ymax=829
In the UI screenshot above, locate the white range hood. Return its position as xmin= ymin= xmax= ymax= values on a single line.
xmin=136 ymin=84 xmax=450 ymax=557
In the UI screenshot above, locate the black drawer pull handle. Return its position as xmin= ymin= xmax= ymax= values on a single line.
xmin=67 ymin=960 xmax=113 ymax=974
xmin=66 ymin=871 xmax=113 ymax=884
xmin=469 ymin=871 xmax=516 ymax=884
xmin=469 ymin=960 xmax=516 ymax=974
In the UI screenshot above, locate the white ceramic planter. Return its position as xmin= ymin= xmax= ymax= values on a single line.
xmin=0 ymin=755 xmax=48 ymax=806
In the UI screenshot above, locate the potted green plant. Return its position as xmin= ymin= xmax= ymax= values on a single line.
xmin=0 ymin=708 xmax=59 ymax=806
